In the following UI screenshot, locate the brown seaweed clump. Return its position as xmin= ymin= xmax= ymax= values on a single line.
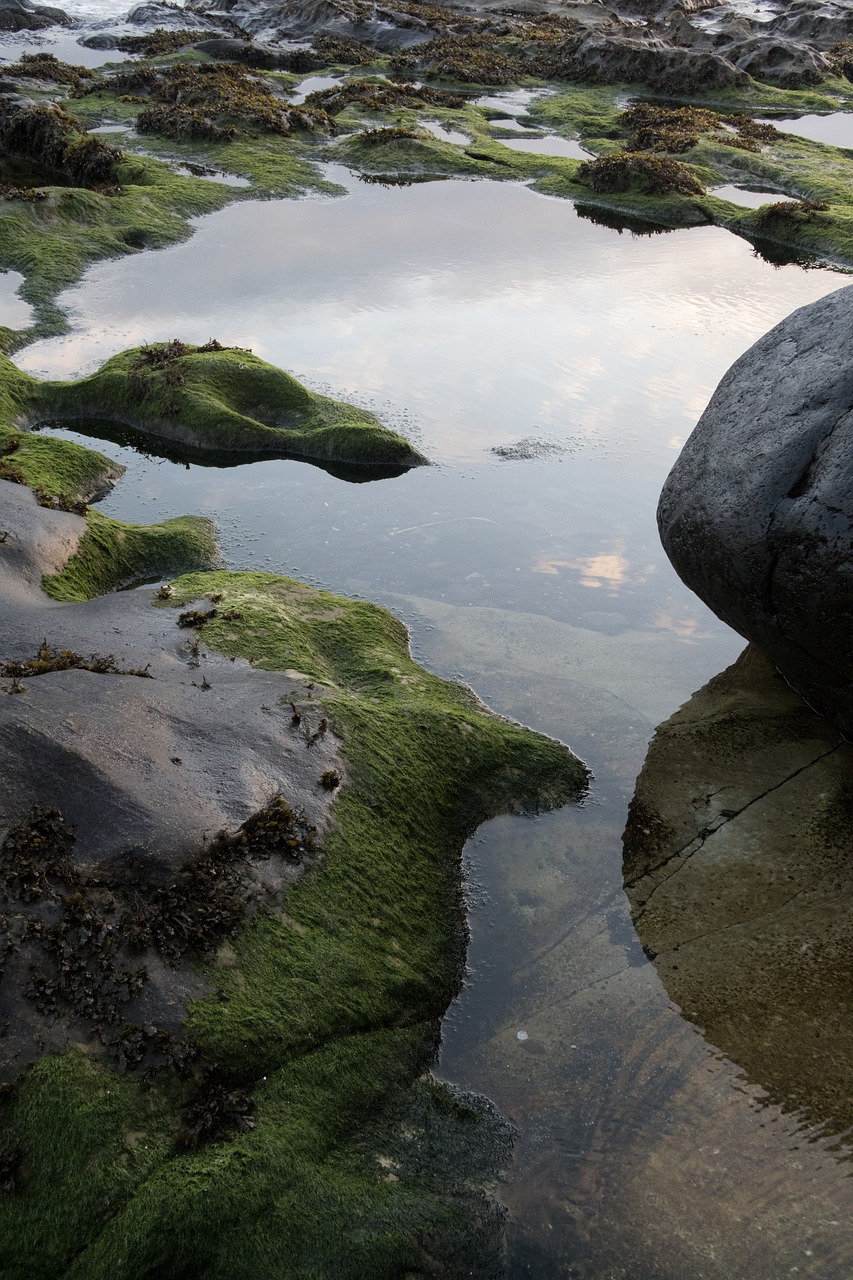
xmin=91 ymin=62 xmax=333 ymax=141
xmin=113 ymin=27 xmax=221 ymax=56
xmin=619 ymin=104 xmax=780 ymax=155
xmin=0 ymin=99 xmax=123 ymax=187
xmin=304 ymin=78 xmax=463 ymax=116
xmin=1 ymin=52 xmax=93 ymax=90
xmin=576 ymin=151 xmax=705 ymax=196
xmin=752 ymin=197 xmax=830 ymax=224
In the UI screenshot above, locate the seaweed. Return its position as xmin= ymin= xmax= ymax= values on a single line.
xmin=90 ymin=62 xmax=333 ymax=141
xmin=1 ymin=52 xmax=93 ymax=90
xmin=0 ymin=641 xmax=154 ymax=680
xmin=0 ymin=100 xmax=122 ymax=188
xmin=576 ymin=151 xmax=705 ymax=196
xmin=113 ymin=28 xmax=221 ymax=57
xmin=304 ymin=78 xmax=464 ymax=116
xmin=752 ymin=197 xmax=830 ymax=224
xmin=618 ymin=104 xmax=781 ymax=155
xmin=177 ymin=1078 xmax=255 ymax=1148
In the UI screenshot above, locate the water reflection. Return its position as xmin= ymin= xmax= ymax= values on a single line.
xmin=760 ymin=111 xmax=853 ymax=149
xmin=15 ymin=169 xmax=853 ymax=1276
xmin=623 ymin=645 xmax=853 ymax=1145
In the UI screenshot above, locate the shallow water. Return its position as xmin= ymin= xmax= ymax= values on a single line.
xmin=710 ymin=182 xmax=780 ymax=207
xmin=421 ymin=119 xmax=471 ymax=146
xmin=500 ymin=134 xmax=589 ymax=159
xmin=290 ymin=74 xmax=342 ymax=104
xmin=0 ymin=269 xmax=31 ymax=329
xmin=761 ymin=110 xmax=853 ymax=148
xmin=17 ymin=164 xmax=853 ymax=1274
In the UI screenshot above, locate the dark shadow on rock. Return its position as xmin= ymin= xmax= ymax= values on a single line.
xmin=622 ymin=645 xmax=853 ymax=1145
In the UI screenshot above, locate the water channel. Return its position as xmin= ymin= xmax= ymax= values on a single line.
xmin=3 ymin=12 xmax=853 ymax=1271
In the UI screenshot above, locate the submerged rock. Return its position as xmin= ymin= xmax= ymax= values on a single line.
xmin=623 ymin=645 xmax=853 ymax=1140
xmin=658 ymin=283 xmax=853 ymax=736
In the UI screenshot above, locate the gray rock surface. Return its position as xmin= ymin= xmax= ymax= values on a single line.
xmin=622 ymin=645 xmax=853 ymax=1139
xmin=658 ymin=282 xmax=853 ymax=736
xmin=721 ymin=30 xmax=831 ymax=84
xmin=0 ymin=0 xmax=69 ymax=31
xmin=558 ymin=30 xmax=750 ymax=89
xmin=770 ymin=0 xmax=853 ymax=46
xmin=0 ymin=478 xmax=341 ymax=1076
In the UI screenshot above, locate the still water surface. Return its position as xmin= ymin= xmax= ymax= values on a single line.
xmin=22 ymin=168 xmax=853 ymax=1277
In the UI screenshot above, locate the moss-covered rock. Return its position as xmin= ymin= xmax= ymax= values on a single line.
xmin=42 ymin=509 xmax=219 ymax=600
xmin=34 ymin=340 xmax=428 ymax=468
xmin=0 ymin=527 xmax=587 ymax=1274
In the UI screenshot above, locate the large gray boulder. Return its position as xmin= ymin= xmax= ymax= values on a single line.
xmin=658 ymin=283 xmax=853 ymax=735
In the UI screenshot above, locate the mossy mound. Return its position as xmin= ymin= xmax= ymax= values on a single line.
xmin=35 ymin=340 xmax=428 ymax=468
xmin=0 ymin=567 xmax=587 ymax=1275
xmin=42 ymin=509 xmax=219 ymax=600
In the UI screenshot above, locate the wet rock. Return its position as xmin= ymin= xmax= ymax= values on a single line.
xmin=720 ymin=31 xmax=831 ymax=85
xmin=556 ymin=32 xmax=749 ymax=91
xmin=207 ymin=0 xmax=435 ymax=49
xmin=126 ymin=2 xmax=216 ymax=29
xmin=622 ymin=645 xmax=853 ymax=1140
xmin=0 ymin=0 xmax=69 ymax=31
xmin=770 ymin=0 xmax=853 ymax=47
xmin=0 ymin=483 xmax=339 ymax=883
xmin=192 ymin=36 xmax=297 ymax=67
xmin=658 ymin=283 xmax=853 ymax=735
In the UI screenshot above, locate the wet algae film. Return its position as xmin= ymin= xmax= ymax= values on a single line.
xmin=2 ymin=0 xmax=853 ymax=1276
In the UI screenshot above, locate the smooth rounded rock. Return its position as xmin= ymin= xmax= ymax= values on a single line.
xmin=658 ymin=283 xmax=853 ymax=734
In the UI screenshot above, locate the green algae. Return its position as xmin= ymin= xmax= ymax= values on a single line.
xmin=0 ymin=567 xmax=586 ymax=1276
xmin=42 ymin=510 xmax=219 ymax=601
xmin=35 ymin=342 xmax=428 ymax=468
xmin=0 ymin=158 xmax=233 ymax=341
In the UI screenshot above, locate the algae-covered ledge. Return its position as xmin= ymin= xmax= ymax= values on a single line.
xmin=0 ymin=339 xmax=428 ymax=480
xmin=0 ymin=432 xmax=588 ymax=1275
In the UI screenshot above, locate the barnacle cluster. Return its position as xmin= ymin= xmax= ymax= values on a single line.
xmin=0 ymin=799 xmax=316 ymax=1079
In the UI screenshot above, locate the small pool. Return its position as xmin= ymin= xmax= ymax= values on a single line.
xmin=710 ymin=184 xmax=781 ymax=208
xmin=499 ymin=134 xmax=589 ymax=160
xmin=760 ymin=111 xmax=853 ymax=148
xmin=420 ymin=120 xmax=471 ymax=146
xmin=0 ymin=270 xmax=32 ymax=330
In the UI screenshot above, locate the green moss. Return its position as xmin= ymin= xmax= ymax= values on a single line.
xmin=0 ymin=570 xmax=585 ymax=1275
xmin=36 ymin=342 xmax=428 ymax=468
xmin=41 ymin=510 xmax=219 ymax=601
xmin=0 ymin=157 xmax=233 ymax=338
